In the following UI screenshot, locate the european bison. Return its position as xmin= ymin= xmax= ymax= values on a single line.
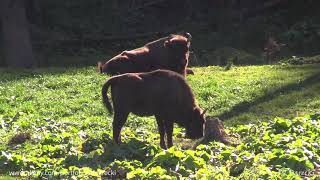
xmin=98 ymin=33 xmax=193 ymax=77
xmin=101 ymin=69 xmax=205 ymax=149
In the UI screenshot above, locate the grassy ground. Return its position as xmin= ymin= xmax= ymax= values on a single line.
xmin=1 ymin=64 xmax=319 ymax=125
xmin=0 ymin=64 xmax=319 ymax=178
xmin=0 ymin=64 xmax=319 ymax=137
xmin=190 ymin=64 xmax=320 ymax=125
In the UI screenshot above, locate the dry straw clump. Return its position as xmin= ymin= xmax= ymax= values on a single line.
xmin=193 ymin=117 xmax=231 ymax=149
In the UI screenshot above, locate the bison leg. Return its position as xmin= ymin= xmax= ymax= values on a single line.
xmin=156 ymin=116 xmax=167 ymax=149
xmin=164 ymin=121 xmax=174 ymax=148
xmin=112 ymin=111 xmax=129 ymax=144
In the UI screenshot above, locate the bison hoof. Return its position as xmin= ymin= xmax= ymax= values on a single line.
xmin=160 ymin=143 xmax=167 ymax=149
xmin=113 ymin=138 xmax=122 ymax=145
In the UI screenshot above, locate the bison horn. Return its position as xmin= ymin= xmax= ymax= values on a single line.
xmin=184 ymin=32 xmax=192 ymax=42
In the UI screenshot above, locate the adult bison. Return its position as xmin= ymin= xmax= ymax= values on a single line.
xmin=98 ymin=33 xmax=194 ymax=77
xmin=101 ymin=69 xmax=205 ymax=149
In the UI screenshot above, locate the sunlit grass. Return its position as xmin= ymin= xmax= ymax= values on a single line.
xmin=0 ymin=63 xmax=320 ymax=178
xmin=189 ymin=64 xmax=320 ymax=125
xmin=0 ymin=64 xmax=319 ymax=138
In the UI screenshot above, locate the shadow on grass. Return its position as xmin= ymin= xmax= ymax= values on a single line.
xmin=65 ymin=137 xmax=159 ymax=170
xmin=218 ymin=71 xmax=320 ymax=121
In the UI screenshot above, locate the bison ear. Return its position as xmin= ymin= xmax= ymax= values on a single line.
xmin=164 ymin=35 xmax=173 ymax=48
xmin=164 ymin=40 xmax=170 ymax=48
xmin=97 ymin=61 xmax=103 ymax=73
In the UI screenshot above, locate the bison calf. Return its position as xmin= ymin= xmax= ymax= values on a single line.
xmin=98 ymin=33 xmax=193 ymax=77
xmin=101 ymin=69 xmax=205 ymax=149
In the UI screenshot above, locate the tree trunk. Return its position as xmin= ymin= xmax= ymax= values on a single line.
xmin=0 ymin=0 xmax=34 ymax=68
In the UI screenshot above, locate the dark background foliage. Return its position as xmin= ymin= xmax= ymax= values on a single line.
xmin=1 ymin=0 xmax=320 ymax=66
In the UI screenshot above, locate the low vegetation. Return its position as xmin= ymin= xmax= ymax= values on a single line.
xmin=0 ymin=63 xmax=319 ymax=179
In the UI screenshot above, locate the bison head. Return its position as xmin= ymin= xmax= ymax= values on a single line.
xmin=164 ymin=35 xmax=192 ymax=76
xmin=164 ymin=34 xmax=191 ymax=56
xmin=186 ymin=107 xmax=206 ymax=139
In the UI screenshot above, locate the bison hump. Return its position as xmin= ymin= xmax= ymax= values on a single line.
xmin=121 ymin=47 xmax=149 ymax=57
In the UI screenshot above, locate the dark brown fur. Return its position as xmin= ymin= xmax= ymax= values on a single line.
xmin=98 ymin=33 xmax=193 ymax=77
xmin=101 ymin=70 xmax=205 ymax=149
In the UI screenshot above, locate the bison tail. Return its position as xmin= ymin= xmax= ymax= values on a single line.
xmin=97 ymin=61 xmax=103 ymax=73
xmin=102 ymin=78 xmax=114 ymax=114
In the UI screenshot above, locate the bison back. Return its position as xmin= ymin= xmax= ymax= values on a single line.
xmin=111 ymin=70 xmax=195 ymax=116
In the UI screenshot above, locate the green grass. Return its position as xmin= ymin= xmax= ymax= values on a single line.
xmin=0 ymin=64 xmax=319 ymax=179
xmin=191 ymin=64 xmax=320 ymax=125
xmin=0 ymin=64 xmax=319 ymax=138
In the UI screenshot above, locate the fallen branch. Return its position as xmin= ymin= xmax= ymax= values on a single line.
xmin=193 ymin=117 xmax=232 ymax=150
